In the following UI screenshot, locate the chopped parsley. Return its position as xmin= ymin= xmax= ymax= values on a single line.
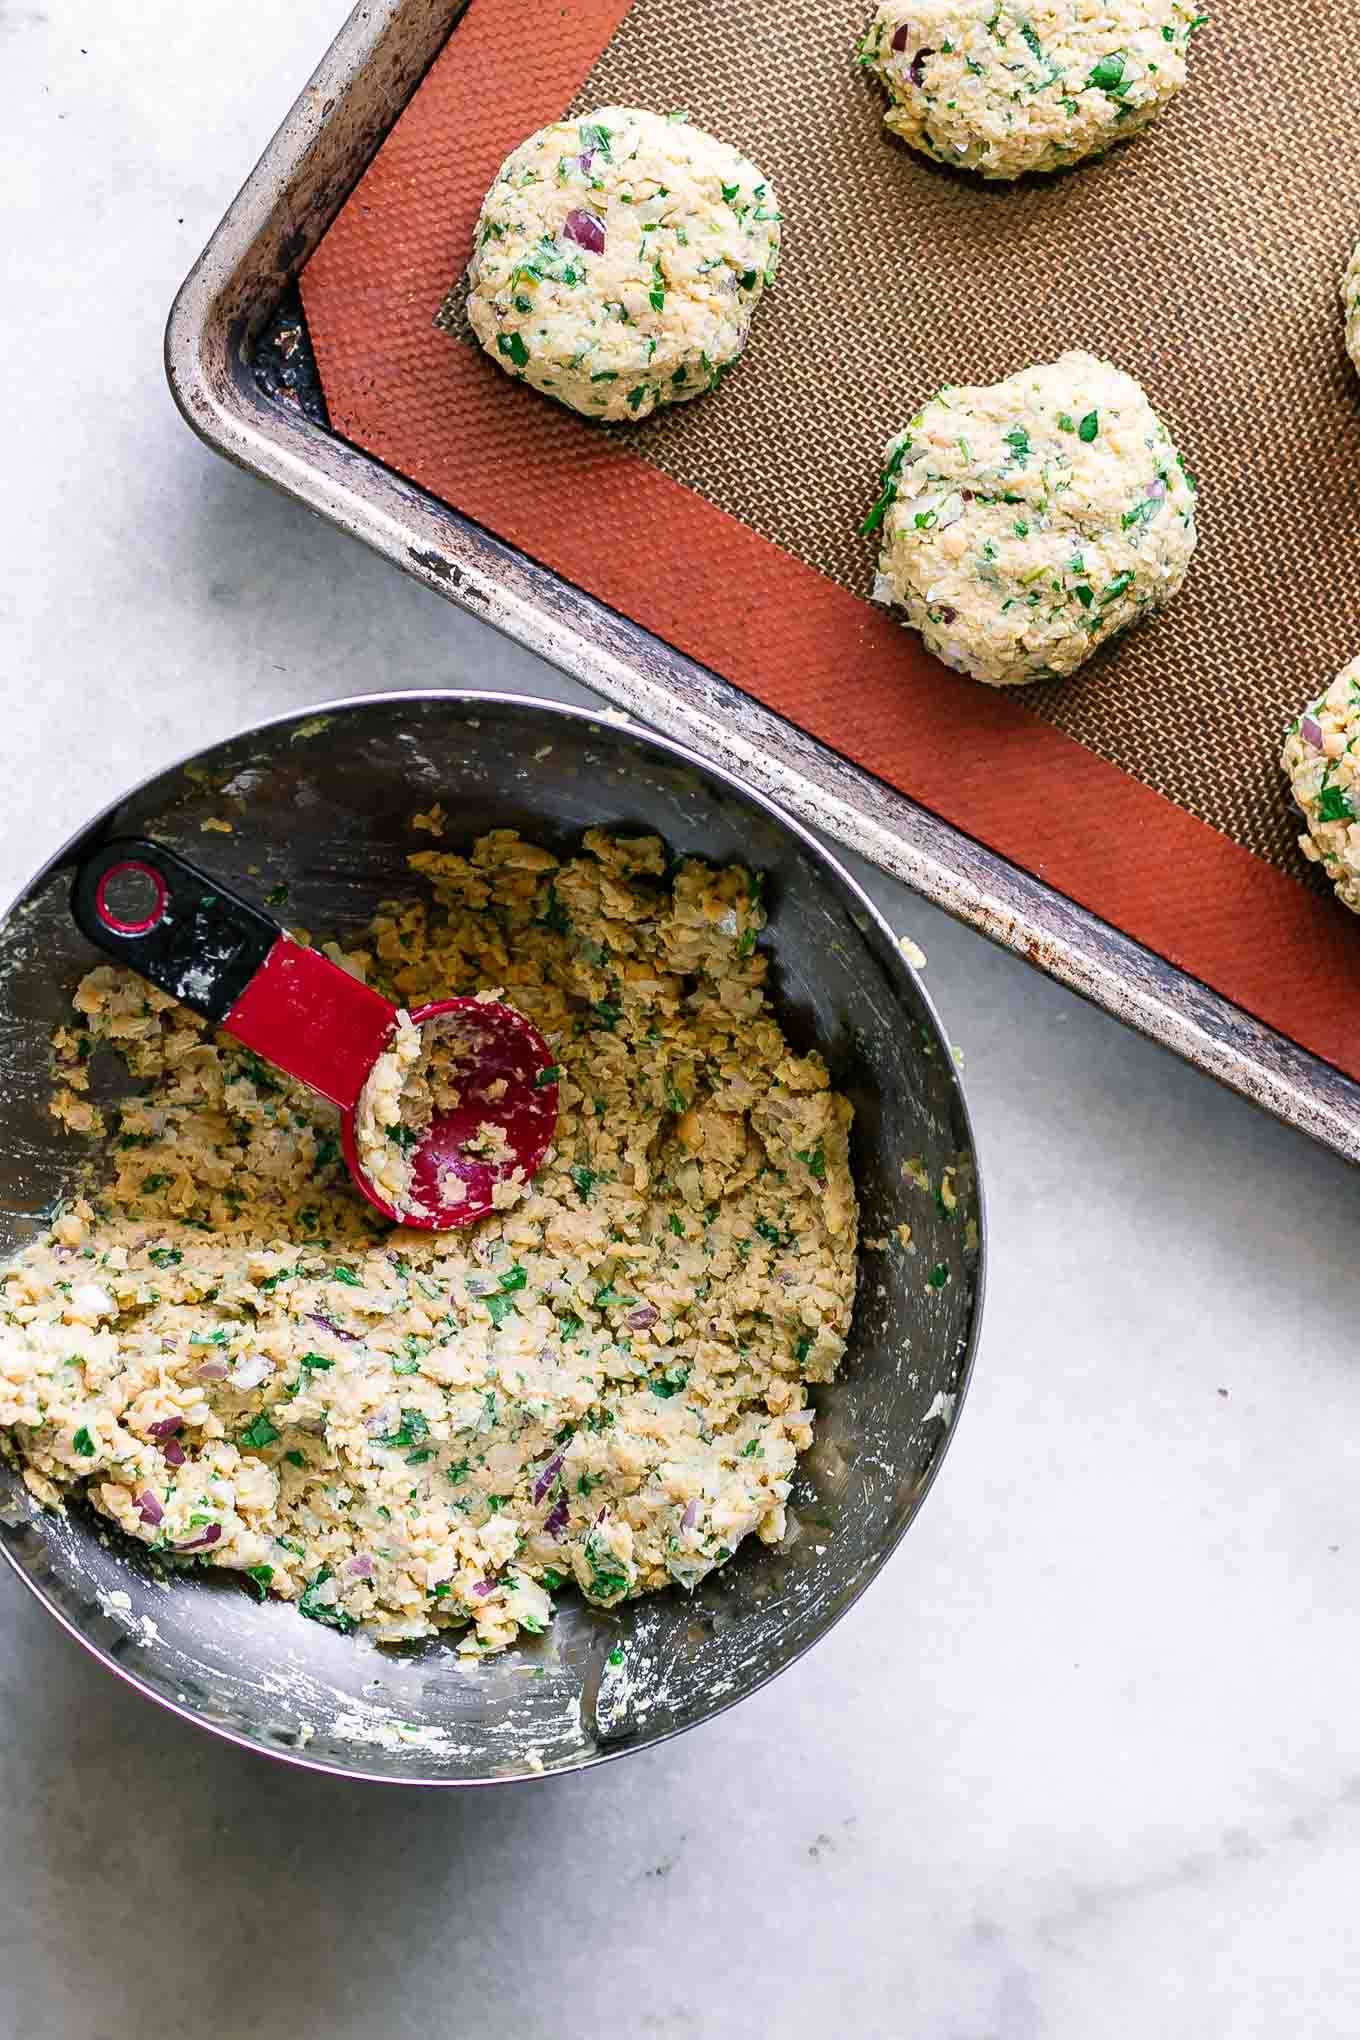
xmin=257 ymin=1264 xmax=298 ymax=1293
xmin=239 ymin=1415 xmax=280 ymax=1449
xmin=1087 ymin=51 xmax=1126 ymax=94
xmin=299 ymin=1565 xmax=356 ymax=1633
xmin=236 ymin=1049 xmax=281 ymax=1096
xmin=584 ymin=1540 xmax=630 ymax=1600
xmin=1317 ymin=783 xmax=1355 ymax=824
xmin=594 ymin=1283 xmax=636 ymax=1309
xmin=1121 ymin=497 xmax=1161 ymax=532
xmin=379 ymin=1409 xmax=429 ymax=1450
xmin=862 ymin=436 xmax=912 ymax=536
xmin=755 ymin=1217 xmax=792 ymax=1248
xmin=538 ymin=886 xmax=571 ymax=936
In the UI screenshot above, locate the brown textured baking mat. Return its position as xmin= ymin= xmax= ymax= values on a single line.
xmin=300 ymin=0 xmax=1360 ymax=1083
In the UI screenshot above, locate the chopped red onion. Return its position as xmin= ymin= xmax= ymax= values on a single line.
xmin=911 ymin=47 xmax=933 ymax=86
xmin=347 ymin=1553 xmax=374 ymax=1578
xmin=892 ymin=21 xmax=912 ymax=49
xmin=564 ymin=207 xmax=606 ymax=255
xmin=1148 ymin=477 xmax=1168 ymax=500
xmin=176 ymin=1522 xmax=221 ymax=1551
xmin=577 ymin=148 xmax=596 ymax=175
xmin=136 ymin=1490 xmax=163 ymax=1526
xmin=682 ymin=1499 xmax=698 ymax=1530
xmin=1300 ymin=715 xmax=1324 ymax=750
xmin=147 ymin=1417 xmax=183 ymax=1441
xmin=163 ymin=1438 xmax=186 ymax=1468
xmin=626 ymin=1304 xmax=659 ymax=1331
xmin=193 ymin=1358 xmax=229 ymax=1381
xmin=544 ymin=1494 xmax=570 ymax=1538
xmin=308 ymin=1312 xmax=358 ymax=1342
xmin=472 ymin=1577 xmax=496 ymax=1598
xmin=533 ymin=1451 xmax=565 ymax=1504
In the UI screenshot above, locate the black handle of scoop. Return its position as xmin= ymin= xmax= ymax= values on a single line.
xmin=71 ymin=836 xmax=283 ymax=1026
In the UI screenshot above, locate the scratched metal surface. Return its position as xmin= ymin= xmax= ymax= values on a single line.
xmin=0 ymin=694 xmax=982 ymax=1784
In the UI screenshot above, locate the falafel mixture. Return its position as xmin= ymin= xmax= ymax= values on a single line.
xmin=0 ymin=830 xmax=857 ymax=1653
xmin=867 ymin=350 xmax=1198 ymax=686
xmin=859 ymin=1 xmax=1206 ymax=182
xmin=1282 ymin=656 xmax=1360 ymax=914
xmin=458 ymin=107 xmax=781 ymax=423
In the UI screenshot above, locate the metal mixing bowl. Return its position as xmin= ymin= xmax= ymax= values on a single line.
xmin=0 ymin=693 xmax=983 ymax=1784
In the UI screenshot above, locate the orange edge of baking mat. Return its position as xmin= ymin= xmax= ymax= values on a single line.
xmin=298 ymin=0 xmax=1360 ymax=1087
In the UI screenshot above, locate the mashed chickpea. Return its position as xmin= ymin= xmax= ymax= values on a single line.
xmin=2 ymin=830 xmax=857 ymax=1654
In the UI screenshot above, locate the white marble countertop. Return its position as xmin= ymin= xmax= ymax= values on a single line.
xmin=6 ymin=7 xmax=1360 ymax=2034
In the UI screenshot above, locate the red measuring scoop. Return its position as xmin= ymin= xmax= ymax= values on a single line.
xmin=71 ymin=837 xmax=559 ymax=1229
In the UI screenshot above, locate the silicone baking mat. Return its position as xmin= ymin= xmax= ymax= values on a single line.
xmin=299 ymin=0 xmax=1360 ymax=1082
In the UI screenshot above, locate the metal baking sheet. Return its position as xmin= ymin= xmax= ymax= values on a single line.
xmin=165 ymin=0 xmax=1360 ymax=1161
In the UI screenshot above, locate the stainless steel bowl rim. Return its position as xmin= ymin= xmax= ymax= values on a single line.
xmin=0 ymin=689 xmax=986 ymax=1786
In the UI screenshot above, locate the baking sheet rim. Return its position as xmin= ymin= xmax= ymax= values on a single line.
xmin=163 ymin=0 xmax=1360 ymax=1165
